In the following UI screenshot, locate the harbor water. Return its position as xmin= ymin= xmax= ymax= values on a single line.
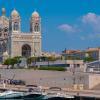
xmin=0 ymin=96 xmax=98 ymax=100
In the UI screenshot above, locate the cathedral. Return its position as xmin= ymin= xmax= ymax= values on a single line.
xmin=0 ymin=8 xmax=42 ymax=61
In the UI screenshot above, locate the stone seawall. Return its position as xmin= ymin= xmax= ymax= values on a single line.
xmin=0 ymin=69 xmax=74 ymax=88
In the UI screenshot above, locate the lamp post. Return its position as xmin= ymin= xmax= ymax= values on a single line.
xmin=73 ymin=55 xmax=76 ymax=87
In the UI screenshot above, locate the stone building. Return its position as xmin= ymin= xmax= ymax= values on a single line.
xmin=0 ymin=8 xmax=42 ymax=60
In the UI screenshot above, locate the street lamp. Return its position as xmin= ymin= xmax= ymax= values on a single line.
xmin=72 ymin=55 xmax=76 ymax=87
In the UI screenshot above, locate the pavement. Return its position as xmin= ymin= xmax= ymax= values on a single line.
xmin=0 ymin=69 xmax=89 ymax=88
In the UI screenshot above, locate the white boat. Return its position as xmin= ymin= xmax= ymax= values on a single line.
xmin=57 ymin=93 xmax=74 ymax=98
xmin=0 ymin=90 xmax=24 ymax=99
xmin=0 ymin=90 xmax=46 ymax=99
xmin=43 ymin=92 xmax=74 ymax=99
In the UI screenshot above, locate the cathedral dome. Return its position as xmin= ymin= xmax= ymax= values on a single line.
xmin=32 ymin=11 xmax=39 ymax=17
xmin=11 ymin=9 xmax=19 ymax=17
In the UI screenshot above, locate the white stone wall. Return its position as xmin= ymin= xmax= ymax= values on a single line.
xmin=88 ymin=74 xmax=100 ymax=89
xmin=10 ymin=34 xmax=35 ymax=57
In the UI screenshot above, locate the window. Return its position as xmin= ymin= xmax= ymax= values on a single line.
xmin=4 ymin=28 xmax=8 ymax=32
xmin=14 ymin=22 xmax=19 ymax=31
xmin=77 ymin=64 xmax=80 ymax=67
xmin=67 ymin=64 xmax=70 ymax=67
xmin=34 ymin=23 xmax=40 ymax=32
xmin=0 ymin=28 xmax=2 ymax=32
xmin=2 ymin=42 xmax=6 ymax=52
xmin=0 ymin=28 xmax=2 ymax=37
xmin=0 ymin=33 xmax=2 ymax=37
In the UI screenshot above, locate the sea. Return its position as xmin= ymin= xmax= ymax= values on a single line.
xmin=0 ymin=97 xmax=71 ymax=100
xmin=0 ymin=96 xmax=96 ymax=100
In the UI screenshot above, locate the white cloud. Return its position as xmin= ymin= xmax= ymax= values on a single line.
xmin=79 ymin=13 xmax=100 ymax=40
xmin=58 ymin=24 xmax=75 ymax=33
xmin=82 ymin=13 xmax=100 ymax=32
xmin=58 ymin=12 xmax=100 ymax=41
xmin=82 ymin=13 xmax=99 ymax=24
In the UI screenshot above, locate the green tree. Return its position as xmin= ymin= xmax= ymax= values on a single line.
xmin=3 ymin=58 xmax=16 ymax=67
xmin=3 ymin=56 xmax=22 ymax=68
xmin=3 ymin=58 xmax=12 ymax=65
xmin=84 ymin=56 xmax=95 ymax=62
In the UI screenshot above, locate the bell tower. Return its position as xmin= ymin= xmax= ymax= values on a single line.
xmin=9 ymin=9 xmax=21 ymax=33
xmin=30 ymin=11 xmax=42 ymax=56
xmin=30 ymin=11 xmax=41 ymax=33
xmin=9 ymin=9 xmax=21 ymax=57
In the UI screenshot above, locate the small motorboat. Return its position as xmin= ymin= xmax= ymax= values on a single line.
xmin=43 ymin=92 xmax=74 ymax=99
xmin=0 ymin=90 xmax=24 ymax=99
xmin=24 ymin=88 xmax=47 ymax=99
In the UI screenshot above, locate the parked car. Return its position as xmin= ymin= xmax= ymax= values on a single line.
xmin=9 ymin=79 xmax=26 ymax=85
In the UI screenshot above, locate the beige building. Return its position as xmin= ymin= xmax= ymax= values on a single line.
xmin=62 ymin=47 xmax=100 ymax=60
xmin=0 ymin=8 xmax=42 ymax=59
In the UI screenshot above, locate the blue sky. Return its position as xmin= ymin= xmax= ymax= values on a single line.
xmin=0 ymin=0 xmax=100 ymax=52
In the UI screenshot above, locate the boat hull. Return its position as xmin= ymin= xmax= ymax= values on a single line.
xmin=0 ymin=93 xmax=45 ymax=99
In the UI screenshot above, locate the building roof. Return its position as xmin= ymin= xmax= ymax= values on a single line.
xmin=32 ymin=11 xmax=39 ymax=17
xmin=11 ymin=9 xmax=19 ymax=17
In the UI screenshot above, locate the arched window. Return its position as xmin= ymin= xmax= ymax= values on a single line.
xmin=14 ymin=22 xmax=19 ymax=31
xmin=34 ymin=25 xmax=37 ymax=32
xmin=34 ymin=23 xmax=40 ymax=32
xmin=2 ymin=42 xmax=6 ymax=52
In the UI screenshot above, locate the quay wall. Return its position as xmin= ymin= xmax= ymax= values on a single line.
xmin=88 ymin=74 xmax=100 ymax=89
xmin=0 ymin=69 xmax=99 ymax=90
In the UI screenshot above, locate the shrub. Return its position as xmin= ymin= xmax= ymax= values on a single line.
xmin=38 ymin=66 xmax=66 ymax=71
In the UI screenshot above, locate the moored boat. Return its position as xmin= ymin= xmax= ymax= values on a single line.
xmin=0 ymin=90 xmax=24 ymax=99
xmin=0 ymin=90 xmax=46 ymax=99
xmin=43 ymin=92 xmax=74 ymax=99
